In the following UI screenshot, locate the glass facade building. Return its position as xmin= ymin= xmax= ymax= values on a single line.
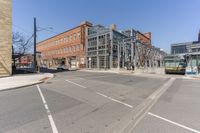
xmin=171 ymin=42 xmax=200 ymax=55
xmin=86 ymin=25 xmax=128 ymax=69
xmin=86 ymin=25 xmax=166 ymax=70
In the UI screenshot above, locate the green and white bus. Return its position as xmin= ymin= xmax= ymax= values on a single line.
xmin=164 ymin=55 xmax=187 ymax=74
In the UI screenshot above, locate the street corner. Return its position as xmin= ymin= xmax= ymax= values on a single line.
xmin=0 ymin=73 xmax=54 ymax=92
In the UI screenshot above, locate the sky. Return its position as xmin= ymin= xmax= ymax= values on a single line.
xmin=13 ymin=0 xmax=200 ymax=53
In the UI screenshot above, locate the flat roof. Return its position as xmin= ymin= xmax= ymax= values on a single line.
xmin=37 ymin=22 xmax=92 ymax=45
xmin=171 ymin=41 xmax=200 ymax=46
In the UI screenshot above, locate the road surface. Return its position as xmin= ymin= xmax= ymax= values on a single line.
xmin=0 ymin=71 xmax=199 ymax=133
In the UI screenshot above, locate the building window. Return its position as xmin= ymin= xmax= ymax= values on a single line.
xmin=74 ymin=45 xmax=76 ymax=51
xmin=74 ymin=33 xmax=76 ymax=40
xmin=66 ymin=36 xmax=69 ymax=42
xmin=78 ymin=32 xmax=81 ymax=39
xmin=70 ymin=35 xmax=72 ymax=41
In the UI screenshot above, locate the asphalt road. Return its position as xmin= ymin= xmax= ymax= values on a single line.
xmin=132 ymin=79 xmax=200 ymax=133
xmin=0 ymin=71 xmax=199 ymax=133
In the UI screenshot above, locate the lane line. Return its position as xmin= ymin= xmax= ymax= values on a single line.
xmin=65 ymin=79 xmax=133 ymax=108
xmin=96 ymin=92 xmax=133 ymax=108
xmin=65 ymin=79 xmax=87 ymax=88
xmin=36 ymin=85 xmax=58 ymax=133
xmin=148 ymin=112 xmax=200 ymax=133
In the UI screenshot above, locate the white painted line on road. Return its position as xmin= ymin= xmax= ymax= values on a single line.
xmin=148 ymin=112 xmax=200 ymax=133
xmin=36 ymin=85 xmax=58 ymax=133
xmin=96 ymin=92 xmax=133 ymax=108
xmin=65 ymin=79 xmax=87 ymax=88
xmin=64 ymin=80 xmax=133 ymax=109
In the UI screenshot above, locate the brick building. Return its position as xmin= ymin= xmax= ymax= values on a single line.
xmin=137 ymin=32 xmax=152 ymax=47
xmin=16 ymin=54 xmax=33 ymax=68
xmin=0 ymin=0 xmax=12 ymax=77
xmin=37 ymin=21 xmax=92 ymax=69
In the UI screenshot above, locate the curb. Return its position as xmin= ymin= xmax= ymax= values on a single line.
xmin=180 ymin=76 xmax=200 ymax=80
xmin=0 ymin=74 xmax=55 ymax=92
xmin=0 ymin=81 xmax=44 ymax=92
xmin=79 ymin=70 xmax=120 ymax=74
xmin=106 ymin=78 xmax=175 ymax=133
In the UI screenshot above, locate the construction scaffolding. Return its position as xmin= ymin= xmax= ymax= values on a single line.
xmin=86 ymin=25 xmax=166 ymax=70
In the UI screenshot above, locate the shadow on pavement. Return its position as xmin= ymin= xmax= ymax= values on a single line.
xmin=12 ymin=68 xmax=77 ymax=75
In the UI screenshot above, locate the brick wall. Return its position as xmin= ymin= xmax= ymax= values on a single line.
xmin=136 ymin=32 xmax=152 ymax=47
xmin=37 ymin=22 xmax=92 ymax=69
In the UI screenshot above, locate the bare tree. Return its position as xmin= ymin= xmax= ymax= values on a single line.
xmin=12 ymin=32 xmax=33 ymax=55
xmin=12 ymin=32 xmax=33 ymax=67
xmin=136 ymin=42 xmax=152 ymax=68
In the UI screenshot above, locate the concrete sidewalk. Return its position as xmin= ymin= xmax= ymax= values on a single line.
xmin=80 ymin=69 xmax=200 ymax=80
xmin=0 ymin=73 xmax=54 ymax=91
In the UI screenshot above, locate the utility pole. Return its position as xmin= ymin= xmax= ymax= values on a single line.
xmin=104 ymin=34 xmax=107 ymax=70
xmin=133 ymin=31 xmax=136 ymax=70
xmin=117 ymin=40 xmax=120 ymax=70
xmin=33 ymin=17 xmax=37 ymax=72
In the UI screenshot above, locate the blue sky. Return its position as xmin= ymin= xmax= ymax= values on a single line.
xmin=13 ymin=0 xmax=200 ymax=53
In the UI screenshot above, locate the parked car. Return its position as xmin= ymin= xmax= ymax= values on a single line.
xmin=40 ymin=64 xmax=48 ymax=69
xmin=57 ymin=65 xmax=68 ymax=71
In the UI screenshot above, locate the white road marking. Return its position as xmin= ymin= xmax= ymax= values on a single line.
xmin=148 ymin=112 xmax=200 ymax=133
xmin=36 ymin=85 xmax=58 ymax=133
xmin=96 ymin=92 xmax=133 ymax=108
xmin=65 ymin=79 xmax=132 ymax=108
xmin=65 ymin=79 xmax=87 ymax=88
